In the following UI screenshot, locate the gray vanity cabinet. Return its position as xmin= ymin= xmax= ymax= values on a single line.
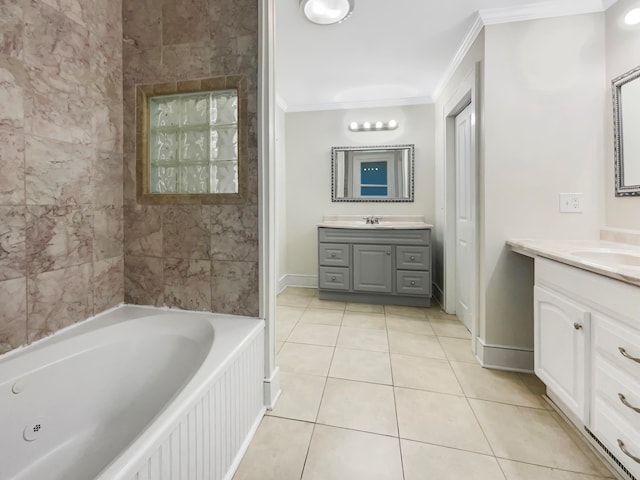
xmin=353 ymin=245 xmax=393 ymax=293
xmin=318 ymin=227 xmax=431 ymax=307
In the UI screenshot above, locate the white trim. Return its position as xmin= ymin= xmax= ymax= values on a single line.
xmin=475 ymin=338 xmax=534 ymax=373
xmin=275 ymin=93 xmax=288 ymax=112
xmin=263 ymin=366 xmax=281 ymax=410
xmin=432 ymin=282 xmax=445 ymax=310
xmin=285 ymin=96 xmax=432 ymax=113
xmin=479 ymin=0 xmax=613 ymax=25
xmin=433 ymin=14 xmax=483 ymax=101
xmin=258 ymin=0 xmax=277 ymax=396
xmin=279 ymin=274 xmax=318 ymax=292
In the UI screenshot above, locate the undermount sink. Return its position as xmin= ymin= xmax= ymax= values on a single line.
xmin=570 ymin=249 xmax=640 ymax=269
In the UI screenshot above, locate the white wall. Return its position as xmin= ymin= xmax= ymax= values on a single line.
xmin=605 ymin=0 xmax=640 ymax=229
xmin=284 ymin=104 xmax=435 ymax=280
xmin=482 ymin=14 xmax=605 ymax=348
xmin=275 ymin=101 xmax=287 ymax=289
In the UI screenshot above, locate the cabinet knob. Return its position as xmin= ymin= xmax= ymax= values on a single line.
xmin=386 ymin=251 xmax=391 ymax=255
xmin=410 ymin=256 xmax=415 ymax=261
xmin=573 ymin=323 xmax=582 ymax=330
xmin=331 ymin=253 xmax=337 ymax=258
xmin=410 ymin=280 xmax=416 ymax=286
xmin=331 ymin=276 xmax=336 ymax=281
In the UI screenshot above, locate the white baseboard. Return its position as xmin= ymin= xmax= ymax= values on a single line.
xmin=278 ymin=274 xmax=318 ymax=292
xmin=475 ymin=338 xmax=534 ymax=373
xmin=263 ymin=366 xmax=281 ymax=410
xmin=432 ymin=283 xmax=445 ymax=309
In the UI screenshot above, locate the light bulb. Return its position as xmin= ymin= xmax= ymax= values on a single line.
xmin=375 ymin=121 xmax=383 ymax=129
xmin=388 ymin=119 xmax=398 ymax=129
xmin=625 ymin=8 xmax=640 ymax=25
xmin=349 ymin=121 xmax=358 ymax=131
xmin=363 ymin=122 xmax=371 ymax=130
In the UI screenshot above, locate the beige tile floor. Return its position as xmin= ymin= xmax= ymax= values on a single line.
xmin=234 ymin=287 xmax=615 ymax=480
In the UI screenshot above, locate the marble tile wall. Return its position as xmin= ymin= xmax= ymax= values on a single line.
xmin=122 ymin=0 xmax=259 ymax=317
xmin=0 ymin=0 xmax=124 ymax=354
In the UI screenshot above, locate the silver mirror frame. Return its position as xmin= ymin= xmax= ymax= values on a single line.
xmin=613 ymin=65 xmax=640 ymax=197
xmin=331 ymin=144 xmax=415 ymax=203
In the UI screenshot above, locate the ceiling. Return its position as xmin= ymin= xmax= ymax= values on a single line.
xmin=275 ymin=0 xmax=617 ymax=111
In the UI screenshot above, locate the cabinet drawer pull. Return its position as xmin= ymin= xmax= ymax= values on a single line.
xmin=573 ymin=323 xmax=582 ymax=330
xmin=410 ymin=280 xmax=416 ymax=286
xmin=331 ymin=253 xmax=337 ymax=258
xmin=618 ymin=439 xmax=640 ymax=464
xmin=410 ymin=256 xmax=416 ymax=261
xmin=386 ymin=251 xmax=391 ymax=255
xmin=331 ymin=276 xmax=337 ymax=281
xmin=619 ymin=347 xmax=640 ymax=364
xmin=619 ymin=393 xmax=640 ymax=414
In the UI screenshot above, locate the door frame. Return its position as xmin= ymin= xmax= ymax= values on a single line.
xmin=258 ymin=0 xmax=280 ymax=407
xmin=442 ymin=63 xmax=481 ymax=354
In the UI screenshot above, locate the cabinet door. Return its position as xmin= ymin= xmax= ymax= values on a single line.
xmin=534 ymin=286 xmax=591 ymax=423
xmin=353 ymin=244 xmax=393 ymax=293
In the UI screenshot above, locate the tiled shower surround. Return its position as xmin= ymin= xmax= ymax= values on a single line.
xmin=0 ymin=0 xmax=259 ymax=354
xmin=122 ymin=0 xmax=259 ymax=316
xmin=0 ymin=0 xmax=124 ymax=353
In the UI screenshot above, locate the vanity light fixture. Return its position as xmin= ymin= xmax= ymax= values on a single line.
xmin=349 ymin=119 xmax=399 ymax=132
xmin=300 ymin=0 xmax=354 ymax=25
xmin=625 ymin=8 xmax=640 ymax=25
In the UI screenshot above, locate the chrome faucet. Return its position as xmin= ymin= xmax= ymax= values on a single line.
xmin=363 ymin=216 xmax=380 ymax=225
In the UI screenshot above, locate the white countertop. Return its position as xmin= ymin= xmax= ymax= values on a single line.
xmin=507 ymin=238 xmax=640 ymax=287
xmin=318 ymin=215 xmax=433 ymax=230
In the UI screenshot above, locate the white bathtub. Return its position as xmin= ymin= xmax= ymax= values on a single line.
xmin=0 ymin=306 xmax=265 ymax=480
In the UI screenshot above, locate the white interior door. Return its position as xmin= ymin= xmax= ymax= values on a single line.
xmin=455 ymin=104 xmax=476 ymax=332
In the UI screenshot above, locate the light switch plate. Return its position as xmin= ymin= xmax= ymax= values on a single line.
xmin=559 ymin=193 xmax=583 ymax=213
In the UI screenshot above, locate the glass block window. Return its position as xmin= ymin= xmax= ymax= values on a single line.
xmin=148 ymin=90 xmax=239 ymax=194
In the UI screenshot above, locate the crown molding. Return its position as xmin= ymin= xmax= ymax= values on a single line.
xmin=433 ymin=0 xmax=617 ymax=101
xmin=479 ymin=0 xmax=613 ymax=25
xmin=284 ymin=95 xmax=432 ymax=113
xmin=432 ymin=13 xmax=484 ymax=101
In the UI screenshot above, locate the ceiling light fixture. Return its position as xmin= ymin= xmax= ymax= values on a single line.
xmin=300 ymin=0 xmax=354 ymax=25
xmin=625 ymin=8 xmax=640 ymax=25
xmin=349 ymin=120 xmax=398 ymax=132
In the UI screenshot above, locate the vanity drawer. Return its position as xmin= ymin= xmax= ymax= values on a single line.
xmin=319 ymin=243 xmax=350 ymax=267
xmin=396 ymin=270 xmax=431 ymax=296
xmin=591 ymin=397 xmax=640 ymax=479
xmin=593 ymin=357 xmax=640 ymax=433
xmin=319 ymin=266 xmax=350 ymax=291
xmin=593 ymin=313 xmax=640 ymax=377
xmin=396 ymin=246 xmax=430 ymax=270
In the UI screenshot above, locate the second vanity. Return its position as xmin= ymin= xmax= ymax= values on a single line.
xmin=317 ymin=215 xmax=432 ymax=307
xmin=509 ymin=235 xmax=640 ymax=480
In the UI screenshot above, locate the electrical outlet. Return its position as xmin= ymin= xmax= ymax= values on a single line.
xmin=559 ymin=193 xmax=583 ymax=213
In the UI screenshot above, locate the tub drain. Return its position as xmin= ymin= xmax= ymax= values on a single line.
xmin=23 ymin=417 xmax=46 ymax=442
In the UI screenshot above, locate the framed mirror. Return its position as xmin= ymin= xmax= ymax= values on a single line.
xmin=136 ymin=76 xmax=247 ymax=204
xmin=613 ymin=65 xmax=640 ymax=197
xmin=331 ymin=144 xmax=415 ymax=202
